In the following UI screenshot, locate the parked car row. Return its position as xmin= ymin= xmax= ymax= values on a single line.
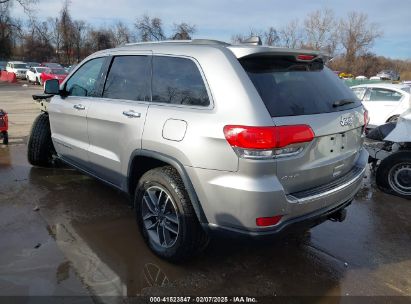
xmin=1 ymin=61 xmax=69 ymax=85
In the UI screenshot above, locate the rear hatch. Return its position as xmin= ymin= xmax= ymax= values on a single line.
xmin=238 ymin=52 xmax=365 ymax=194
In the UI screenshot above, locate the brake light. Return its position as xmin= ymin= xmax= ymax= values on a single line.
xmin=223 ymin=125 xmax=314 ymax=159
xmin=256 ymin=215 xmax=283 ymax=227
xmin=297 ymin=54 xmax=316 ymax=61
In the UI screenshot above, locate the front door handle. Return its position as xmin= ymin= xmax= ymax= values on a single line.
xmin=122 ymin=110 xmax=141 ymax=118
xmin=73 ymin=104 xmax=86 ymax=110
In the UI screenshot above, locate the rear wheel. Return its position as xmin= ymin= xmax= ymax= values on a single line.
xmin=135 ymin=166 xmax=209 ymax=262
xmin=376 ymin=151 xmax=411 ymax=199
xmin=27 ymin=113 xmax=56 ymax=167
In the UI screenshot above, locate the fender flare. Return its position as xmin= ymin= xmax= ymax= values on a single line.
xmin=127 ymin=149 xmax=208 ymax=224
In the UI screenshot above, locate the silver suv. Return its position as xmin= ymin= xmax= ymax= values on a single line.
xmin=28 ymin=39 xmax=368 ymax=261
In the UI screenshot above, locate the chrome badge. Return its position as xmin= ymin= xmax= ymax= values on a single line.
xmin=340 ymin=114 xmax=354 ymax=127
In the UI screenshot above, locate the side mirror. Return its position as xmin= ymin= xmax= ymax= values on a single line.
xmin=44 ymin=79 xmax=60 ymax=95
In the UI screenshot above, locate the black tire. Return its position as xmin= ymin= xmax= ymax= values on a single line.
xmin=27 ymin=113 xmax=56 ymax=167
xmin=135 ymin=166 xmax=209 ymax=262
xmin=2 ymin=131 xmax=8 ymax=145
xmin=376 ymin=151 xmax=411 ymax=199
xmin=36 ymin=77 xmax=40 ymax=85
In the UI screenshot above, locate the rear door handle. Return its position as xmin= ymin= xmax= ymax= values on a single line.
xmin=122 ymin=110 xmax=141 ymax=118
xmin=73 ymin=104 xmax=86 ymax=110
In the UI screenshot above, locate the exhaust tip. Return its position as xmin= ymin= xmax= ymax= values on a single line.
xmin=328 ymin=208 xmax=347 ymax=222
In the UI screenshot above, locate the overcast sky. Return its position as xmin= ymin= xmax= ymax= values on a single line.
xmin=10 ymin=0 xmax=411 ymax=59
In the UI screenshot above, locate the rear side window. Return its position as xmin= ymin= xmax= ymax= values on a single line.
xmin=103 ymin=56 xmax=151 ymax=101
xmin=152 ymin=56 xmax=210 ymax=106
xmin=240 ymin=56 xmax=361 ymax=117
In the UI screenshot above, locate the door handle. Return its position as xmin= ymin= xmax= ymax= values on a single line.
xmin=73 ymin=104 xmax=86 ymax=110
xmin=122 ymin=110 xmax=141 ymax=118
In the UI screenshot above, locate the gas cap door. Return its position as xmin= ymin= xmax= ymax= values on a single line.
xmin=162 ymin=119 xmax=187 ymax=142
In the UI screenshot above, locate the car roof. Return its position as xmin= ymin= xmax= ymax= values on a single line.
xmin=91 ymin=39 xmax=322 ymax=59
xmin=351 ymin=83 xmax=410 ymax=93
xmin=8 ymin=61 xmax=26 ymax=64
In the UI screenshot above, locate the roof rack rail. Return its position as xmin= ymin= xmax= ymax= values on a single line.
xmin=124 ymin=39 xmax=230 ymax=47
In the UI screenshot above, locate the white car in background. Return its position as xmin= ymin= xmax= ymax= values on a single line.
xmin=5 ymin=61 xmax=28 ymax=79
xmin=351 ymin=83 xmax=411 ymax=128
xmin=26 ymin=66 xmax=47 ymax=84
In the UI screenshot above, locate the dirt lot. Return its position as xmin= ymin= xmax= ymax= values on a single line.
xmin=0 ymin=81 xmax=410 ymax=302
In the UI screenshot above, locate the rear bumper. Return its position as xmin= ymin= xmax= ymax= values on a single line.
xmin=204 ymin=198 xmax=352 ymax=240
xmin=187 ymin=148 xmax=368 ymax=235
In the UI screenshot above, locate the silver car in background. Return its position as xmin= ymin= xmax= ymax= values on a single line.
xmin=28 ymin=39 xmax=368 ymax=261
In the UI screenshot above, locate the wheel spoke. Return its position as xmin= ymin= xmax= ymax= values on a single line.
xmin=143 ymin=195 xmax=156 ymax=214
xmin=162 ymin=225 xmax=168 ymax=246
xmin=164 ymin=223 xmax=178 ymax=235
xmin=146 ymin=220 xmax=158 ymax=230
xmin=165 ymin=214 xmax=178 ymax=224
xmin=147 ymin=190 xmax=159 ymax=208
xmin=143 ymin=213 xmax=156 ymax=221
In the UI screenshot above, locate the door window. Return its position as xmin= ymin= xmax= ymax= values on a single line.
xmin=152 ymin=56 xmax=210 ymax=106
xmin=103 ymin=56 xmax=151 ymax=101
xmin=367 ymin=88 xmax=403 ymax=102
xmin=65 ymin=57 xmax=105 ymax=97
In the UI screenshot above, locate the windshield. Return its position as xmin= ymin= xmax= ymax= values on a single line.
xmin=14 ymin=64 xmax=27 ymax=69
xmin=51 ymin=69 xmax=67 ymax=75
xmin=36 ymin=68 xmax=46 ymax=73
xmin=240 ymin=56 xmax=362 ymax=117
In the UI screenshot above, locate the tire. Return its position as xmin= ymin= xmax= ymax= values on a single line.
xmin=135 ymin=166 xmax=209 ymax=262
xmin=39 ymin=77 xmax=43 ymax=86
xmin=376 ymin=151 xmax=411 ymax=199
xmin=27 ymin=113 xmax=56 ymax=167
xmin=2 ymin=131 xmax=8 ymax=145
xmin=36 ymin=77 xmax=40 ymax=85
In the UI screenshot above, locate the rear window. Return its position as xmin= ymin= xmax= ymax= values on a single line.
xmin=240 ymin=56 xmax=361 ymax=117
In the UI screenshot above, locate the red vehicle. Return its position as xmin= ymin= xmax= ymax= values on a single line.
xmin=40 ymin=68 xmax=68 ymax=85
xmin=0 ymin=109 xmax=8 ymax=144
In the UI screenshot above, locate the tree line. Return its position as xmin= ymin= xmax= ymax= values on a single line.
xmin=1 ymin=1 xmax=410 ymax=79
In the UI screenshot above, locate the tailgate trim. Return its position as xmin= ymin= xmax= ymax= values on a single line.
xmin=287 ymin=165 xmax=365 ymax=203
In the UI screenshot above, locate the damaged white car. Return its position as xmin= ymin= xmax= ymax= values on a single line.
xmin=366 ymin=105 xmax=411 ymax=199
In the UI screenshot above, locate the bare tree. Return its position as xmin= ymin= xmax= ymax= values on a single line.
xmin=339 ymin=11 xmax=382 ymax=69
xmin=72 ymin=20 xmax=87 ymax=62
xmin=135 ymin=15 xmax=165 ymax=41
xmin=171 ymin=22 xmax=196 ymax=40
xmin=279 ymin=19 xmax=302 ymax=48
xmin=264 ymin=27 xmax=279 ymax=46
xmin=111 ymin=21 xmax=132 ymax=46
xmin=0 ymin=0 xmax=37 ymax=14
xmin=303 ymin=8 xmax=339 ymax=55
xmin=48 ymin=17 xmax=62 ymax=61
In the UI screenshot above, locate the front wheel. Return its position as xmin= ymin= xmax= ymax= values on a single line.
xmin=135 ymin=166 xmax=209 ymax=262
xmin=27 ymin=113 xmax=56 ymax=167
xmin=376 ymin=151 xmax=411 ymax=199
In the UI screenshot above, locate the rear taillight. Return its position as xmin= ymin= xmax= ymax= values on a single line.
xmin=223 ymin=125 xmax=314 ymax=159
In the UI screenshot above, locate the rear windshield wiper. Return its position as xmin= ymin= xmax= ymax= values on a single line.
xmin=333 ymin=99 xmax=355 ymax=107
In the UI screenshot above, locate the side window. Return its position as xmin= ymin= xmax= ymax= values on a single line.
xmin=103 ymin=56 xmax=150 ymax=101
xmin=65 ymin=57 xmax=105 ymax=97
xmin=368 ymin=88 xmax=403 ymax=102
xmin=351 ymin=87 xmax=366 ymax=100
xmin=152 ymin=56 xmax=210 ymax=106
